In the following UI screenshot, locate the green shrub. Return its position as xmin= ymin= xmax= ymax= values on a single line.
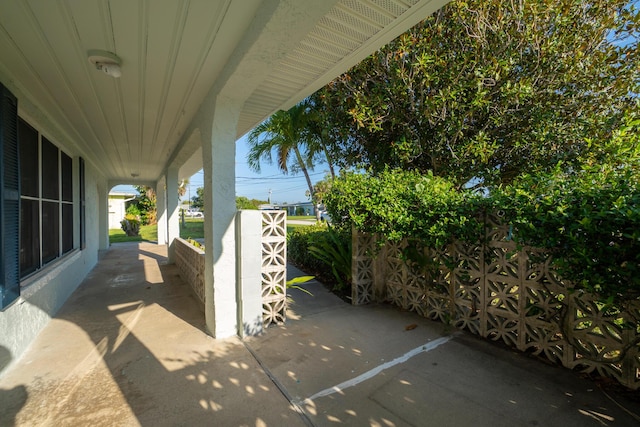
xmin=494 ymin=118 xmax=640 ymax=304
xmin=496 ymin=167 xmax=639 ymax=304
xmin=288 ymin=224 xmax=329 ymax=273
xmin=308 ymin=225 xmax=352 ymax=291
xmin=321 ymin=118 xmax=640 ymax=304
xmin=126 ymin=204 xmax=141 ymax=217
xmin=288 ymin=224 xmax=351 ymax=292
xmin=186 ymin=238 xmax=203 ymax=250
xmin=120 ymin=213 xmax=140 ymax=237
xmin=325 ymin=168 xmax=484 ymax=246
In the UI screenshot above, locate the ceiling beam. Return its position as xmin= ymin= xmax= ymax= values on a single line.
xmin=165 ymin=0 xmax=339 ymax=177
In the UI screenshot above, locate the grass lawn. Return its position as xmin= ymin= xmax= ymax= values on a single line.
xmin=287 ymin=215 xmax=316 ymax=221
xmin=109 ymin=224 xmax=158 ymax=243
xmin=109 ymin=216 xmax=315 ymax=244
xmin=287 ymin=223 xmax=314 ymax=233
xmin=180 ymin=218 xmax=204 ymax=239
xmin=109 ymin=218 xmax=204 ymax=244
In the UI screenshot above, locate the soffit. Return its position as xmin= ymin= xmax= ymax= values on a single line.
xmin=237 ymin=0 xmax=449 ymax=137
xmin=0 ymin=0 xmax=448 ymax=186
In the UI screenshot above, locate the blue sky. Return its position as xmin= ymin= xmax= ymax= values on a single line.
xmin=235 ymin=135 xmax=329 ymax=204
xmin=113 ymin=134 xmax=329 ymax=205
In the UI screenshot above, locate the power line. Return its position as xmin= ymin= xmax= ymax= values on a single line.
xmin=236 ymin=172 xmax=324 ymax=181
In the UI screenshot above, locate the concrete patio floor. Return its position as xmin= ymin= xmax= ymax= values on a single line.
xmin=1 ymin=242 xmax=638 ymax=426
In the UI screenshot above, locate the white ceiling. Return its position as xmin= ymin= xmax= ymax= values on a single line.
xmin=0 ymin=0 xmax=448 ymax=187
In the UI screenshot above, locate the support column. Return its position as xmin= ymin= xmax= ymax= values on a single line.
xmin=166 ymin=168 xmax=180 ymax=262
xmin=98 ymin=183 xmax=109 ymax=250
xmin=156 ymin=176 xmax=167 ymax=245
xmin=202 ymin=96 xmax=241 ymax=338
xmin=236 ymin=210 xmax=263 ymax=337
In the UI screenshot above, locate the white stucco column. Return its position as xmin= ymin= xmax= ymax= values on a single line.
xmin=98 ymin=183 xmax=109 ymax=250
xmin=156 ymin=176 xmax=167 ymax=245
xmin=201 ymin=96 xmax=241 ymax=338
xmin=166 ymin=168 xmax=180 ymax=262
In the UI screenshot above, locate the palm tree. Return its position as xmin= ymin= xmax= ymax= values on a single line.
xmin=178 ymin=178 xmax=189 ymax=199
xmin=305 ymin=98 xmax=337 ymax=180
xmin=247 ymin=101 xmax=316 ymax=199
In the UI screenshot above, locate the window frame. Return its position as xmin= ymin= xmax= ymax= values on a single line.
xmin=18 ymin=117 xmax=75 ymax=280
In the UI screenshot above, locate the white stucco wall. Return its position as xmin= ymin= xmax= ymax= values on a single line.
xmin=0 ymin=118 xmax=104 ymax=378
xmin=108 ymin=192 xmax=135 ymax=229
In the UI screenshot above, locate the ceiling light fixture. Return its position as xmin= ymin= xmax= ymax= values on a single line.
xmin=87 ymin=50 xmax=122 ymax=78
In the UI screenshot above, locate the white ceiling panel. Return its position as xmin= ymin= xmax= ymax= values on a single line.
xmin=0 ymin=0 xmax=448 ymax=186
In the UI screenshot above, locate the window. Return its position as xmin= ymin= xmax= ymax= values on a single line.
xmin=1 ymin=83 xmax=20 ymax=308
xmin=79 ymin=157 xmax=86 ymax=249
xmin=19 ymin=118 xmax=74 ymax=278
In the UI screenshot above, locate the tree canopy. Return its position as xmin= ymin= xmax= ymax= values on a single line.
xmin=313 ymin=0 xmax=639 ymax=188
xmin=129 ymin=186 xmax=156 ymax=225
xmin=190 ymin=187 xmax=266 ymax=211
xmin=247 ymin=102 xmax=318 ymax=198
xmin=190 ymin=187 xmax=204 ymax=210
xmin=318 ymin=0 xmax=640 ymax=303
xmin=235 ymin=196 xmax=267 ymax=210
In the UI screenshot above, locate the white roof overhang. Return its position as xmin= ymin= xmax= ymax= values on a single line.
xmin=0 ymin=0 xmax=449 ymax=186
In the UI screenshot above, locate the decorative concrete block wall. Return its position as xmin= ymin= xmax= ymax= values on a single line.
xmin=174 ymin=238 xmax=205 ymax=306
xmin=174 ymin=211 xmax=287 ymax=329
xmin=352 ymin=213 xmax=640 ymax=390
xmin=260 ymin=211 xmax=287 ymax=326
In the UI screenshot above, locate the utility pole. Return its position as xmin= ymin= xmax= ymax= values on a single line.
xmin=268 ymin=188 xmax=272 ymax=205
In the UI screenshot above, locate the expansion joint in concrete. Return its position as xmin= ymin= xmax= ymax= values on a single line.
xmin=242 ymin=341 xmax=316 ymax=427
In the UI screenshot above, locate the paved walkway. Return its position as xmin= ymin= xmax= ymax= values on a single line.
xmin=1 ymin=243 xmax=638 ymax=426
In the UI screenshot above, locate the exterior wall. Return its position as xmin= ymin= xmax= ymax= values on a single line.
xmin=108 ymin=193 xmax=135 ymax=229
xmin=260 ymin=203 xmax=318 ymax=216
xmin=0 ymin=95 xmax=104 ymax=377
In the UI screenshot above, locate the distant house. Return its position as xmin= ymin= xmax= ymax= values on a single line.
xmin=258 ymin=202 xmax=317 ymax=216
xmin=280 ymin=202 xmax=316 ymax=216
xmin=258 ymin=204 xmax=280 ymax=211
xmin=108 ymin=191 xmax=136 ymax=229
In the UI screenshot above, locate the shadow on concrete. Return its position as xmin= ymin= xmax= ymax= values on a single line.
xmin=248 ymin=276 xmax=640 ymax=427
xmin=0 ymin=243 xmax=303 ymax=426
xmin=0 ymin=345 xmax=11 ymax=375
xmin=0 ymin=346 xmax=28 ymax=425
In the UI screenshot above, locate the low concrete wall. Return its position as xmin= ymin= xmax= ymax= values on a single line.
xmin=173 ymin=211 xmax=288 ymax=332
xmin=174 ymin=238 xmax=205 ymax=308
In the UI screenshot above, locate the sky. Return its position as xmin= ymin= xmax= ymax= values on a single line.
xmin=113 ymin=134 xmax=329 ymax=205
xmin=234 ymin=134 xmax=329 ymax=204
